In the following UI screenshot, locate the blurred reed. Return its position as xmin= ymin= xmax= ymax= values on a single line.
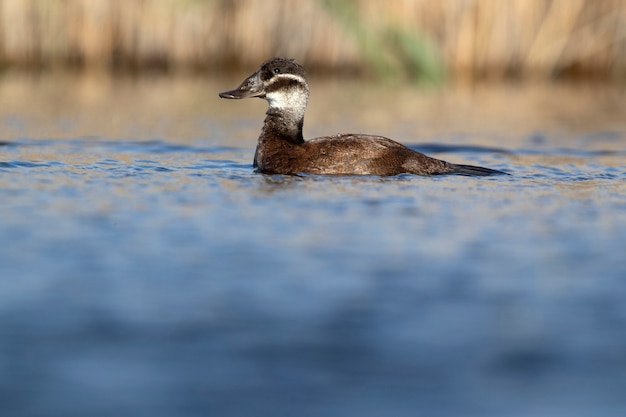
xmin=0 ymin=0 xmax=624 ymax=81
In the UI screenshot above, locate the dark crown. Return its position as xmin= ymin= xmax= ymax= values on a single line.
xmin=259 ymin=57 xmax=307 ymax=82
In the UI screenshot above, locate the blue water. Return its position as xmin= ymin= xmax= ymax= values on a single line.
xmin=1 ymin=77 xmax=626 ymax=416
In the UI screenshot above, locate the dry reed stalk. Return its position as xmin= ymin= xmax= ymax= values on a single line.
xmin=0 ymin=0 xmax=623 ymax=80
xmin=526 ymin=0 xmax=587 ymax=78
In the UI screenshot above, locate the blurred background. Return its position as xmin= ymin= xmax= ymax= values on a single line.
xmin=0 ymin=0 xmax=624 ymax=82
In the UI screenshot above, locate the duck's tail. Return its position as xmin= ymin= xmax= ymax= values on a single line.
xmin=449 ymin=163 xmax=509 ymax=176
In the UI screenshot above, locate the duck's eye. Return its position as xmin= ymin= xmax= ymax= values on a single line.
xmin=273 ymin=67 xmax=281 ymax=74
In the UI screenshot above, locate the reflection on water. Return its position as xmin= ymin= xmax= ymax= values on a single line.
xmin=1 ymin=73 xmax=626 ymax=417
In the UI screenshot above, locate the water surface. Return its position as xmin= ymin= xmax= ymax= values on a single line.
xmin=1 ymin=73 xmax=626 ymax=417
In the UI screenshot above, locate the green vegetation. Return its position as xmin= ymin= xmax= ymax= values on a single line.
xmin=321 ymin=0 xmax=445 ymax=85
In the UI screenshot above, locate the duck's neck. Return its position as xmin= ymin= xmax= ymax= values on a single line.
xmin=260 ymin=107 xmax=305 ymax=144
xmin=259 ymin=85 xmax=309 ymax=145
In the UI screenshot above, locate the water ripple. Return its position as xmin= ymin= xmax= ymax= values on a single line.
xmin=0 ymin=160 xmax=52 ymax=168
xmin=410 ymin=143 xmax=512 ymax=154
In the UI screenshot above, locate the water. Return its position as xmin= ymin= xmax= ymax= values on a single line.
xmin=1 ymin=73 xmax=626 ymax=417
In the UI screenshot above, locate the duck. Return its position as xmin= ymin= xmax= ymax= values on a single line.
xmin=219 ymin=57 xmax=507 ymax=176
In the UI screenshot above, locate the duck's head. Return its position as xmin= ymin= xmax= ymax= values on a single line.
xmin=219 ymin=57 xmax=310 ymax=112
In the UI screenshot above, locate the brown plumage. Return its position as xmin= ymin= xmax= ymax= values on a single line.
xmin=219 ymin=57 xmax=507 ymax=177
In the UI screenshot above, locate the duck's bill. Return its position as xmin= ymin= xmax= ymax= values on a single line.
xmin=219 ymin=73 xmax=265 ymax=99
xmin=218 ymin=88 xmax=264 ymax=99
xmin=218 ymin=89 xmax=239 ymax=99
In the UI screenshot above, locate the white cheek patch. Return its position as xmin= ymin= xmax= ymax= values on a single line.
xmin=264 ymin=73 xmax=309 ymax=115
xmin=270 ymin=73 xmax=306 ymax=85
xmin=266 ymin=88 xmax=308 ymax=110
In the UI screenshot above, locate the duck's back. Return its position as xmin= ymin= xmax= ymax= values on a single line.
xmin=297 ymin=134 xmax=453 ymax=176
